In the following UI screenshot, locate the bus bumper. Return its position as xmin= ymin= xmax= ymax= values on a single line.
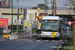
xmin=41 ymin=35 xmax=60 ymax=38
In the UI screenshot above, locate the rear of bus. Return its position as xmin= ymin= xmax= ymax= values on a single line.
xmin=41 ymin=16 xmax=61 ymax=38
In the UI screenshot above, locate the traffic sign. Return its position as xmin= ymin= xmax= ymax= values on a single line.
xmin=37 ymin=8 xmax=40 ymax=12
xmin=67 ymin=21 xmax=72 ymax=26
xmin=21 ymin=15 xmax=23 ymax=17
xmin=39 ymin=23 xmax=41 ymax=27
xmin=29 ymin=24 xmax=31 ymax=27
xmin=24 ymin=21 xmax=27 ymax=26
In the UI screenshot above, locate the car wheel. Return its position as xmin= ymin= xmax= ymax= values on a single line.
xmin=38 ymin=31 xmax=41 ymax=34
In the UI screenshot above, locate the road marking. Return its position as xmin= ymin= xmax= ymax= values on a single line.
xmin=62 ymin=42 xmax=64 ymax=43
xmin=36 ymin=40 xmax=41 ymax=42
xmin=44 ymin=40 xmax=49 ymax=42
xmin=59 ymin=40 xmax=63 ymax=41
xmin=28 ymin=41 xmax=33 ymax=42
xmin=51 ymin=40 xmax=55 ymax=42
xmin=19 ymin=43 xmax=33 ymax=50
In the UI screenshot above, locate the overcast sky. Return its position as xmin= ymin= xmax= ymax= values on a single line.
xmin=12 ymin=0 xmax=71 ymax=7
xmin=0 ymin=0 xmax=74 ymax=7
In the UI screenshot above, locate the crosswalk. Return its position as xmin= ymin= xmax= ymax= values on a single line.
xmin=27 ymin=39 xmax=63 ymax=42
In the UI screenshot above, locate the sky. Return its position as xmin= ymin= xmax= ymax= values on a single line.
xmin=12 ymin=0 xmax=71 ymax=7
xmin=0 ymin=0 xmax=74 ymax=8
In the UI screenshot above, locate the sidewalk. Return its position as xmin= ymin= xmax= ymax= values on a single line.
xmin=0 ymin=35 xmax=5 ymax=41
xmin=0 ymin=33 xmax=40 ymax=41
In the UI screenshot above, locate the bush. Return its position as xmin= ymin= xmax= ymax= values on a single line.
xmin=59 ymin=43 xmax=73 ymax=50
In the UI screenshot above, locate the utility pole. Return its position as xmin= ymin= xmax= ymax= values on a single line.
xmin=23 ymin=0 xmax=24 ymax=9
xmin=52 ymin=0 xmax=56 ymax=16
xmin=73 ymin=16 xmax=75 ymax=50
xmin=17 ymin=0 xmax=19 ymax=33
xmin=44 ymin=0 xmax=48 ymax=12
xmin=12 ymin=0 xmax=13 ymax=32
xmin=8 ymin=0 xmax=11 ymax=7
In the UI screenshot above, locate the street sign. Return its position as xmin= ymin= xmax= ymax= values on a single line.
xmin=13 ymin=16 xmax=17 ymax=17
xmin=24 ymin=21 xmax=27 ymax=26
xmin=39 ymin=23 xmax=41 ymax=27
xmin=21 ymin=15 xmax=23 ymax=17
xmin=29 ymin=24 xmax=31 ymax=27
xmin=67 ymin=29 xmax=69 ymax=32
xmin=35 ymin=12 xmax=48 ymax=21
xmin=37 ymin=8 xmax=40 ymax=12
xmin=67 ymin=21 xmax=72 ymax=26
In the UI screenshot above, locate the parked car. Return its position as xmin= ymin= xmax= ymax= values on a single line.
xmin=36 ymin=29 xmax=41 ymax=34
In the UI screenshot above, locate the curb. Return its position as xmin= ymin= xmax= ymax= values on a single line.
xmin=56 ymin=44 xmax=62 ymax=50
xmin=0 ymin=36 xmax=5 ymax=41
xmin=56 ymin=41 xmax=65 ymax=50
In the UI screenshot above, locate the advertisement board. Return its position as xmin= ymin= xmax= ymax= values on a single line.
xmin=0 ymin=18 xmax=8 ymax=33
xmin=35 ymin=12 xmax=48 ymax=21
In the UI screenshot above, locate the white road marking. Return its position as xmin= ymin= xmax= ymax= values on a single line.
xmin=59 ymin=40 xmax=63 ymax=41
xmin=36 ymin=40 xmax=41 ymax=42
xmin=44 ymin=40 xmax=49 ymax=42
xmin=19 ymin=43 xmax=33 ymax=50
xmin=28 ymin=41 xmax=33 ymax=42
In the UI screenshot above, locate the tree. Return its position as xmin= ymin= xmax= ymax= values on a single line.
xmin=69 ymin=0 xmax=75 ymax=5
xmin=69 ymin=0 xmax=75 ymax=10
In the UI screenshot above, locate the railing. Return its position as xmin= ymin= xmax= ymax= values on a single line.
xmin=0 ymin=6 xmax=75 ymax=10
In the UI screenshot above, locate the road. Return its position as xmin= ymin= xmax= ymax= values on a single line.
xmin=0 ymin=38 xmax=62 ymax=50
xmin=0 ymin=31 xmax=72 ymax=50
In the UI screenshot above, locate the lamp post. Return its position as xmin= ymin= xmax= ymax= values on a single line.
xmin=17 ymin=0 xmax=19 ymax=33
xmin=12 ymin=0 xmax=13 ymax=32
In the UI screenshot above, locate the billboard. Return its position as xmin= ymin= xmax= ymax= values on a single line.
xmin=0 ymin=18 xmax=8 ymax=33
xmin=35 ymin=12 xmax=48 ymax=21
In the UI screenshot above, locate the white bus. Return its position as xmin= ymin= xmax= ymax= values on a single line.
xmin=41 ymin=16 xmax=63 ymax=38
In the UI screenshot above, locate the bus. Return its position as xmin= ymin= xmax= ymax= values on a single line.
xmin=41 ymin=16 xmax=63 ymax=38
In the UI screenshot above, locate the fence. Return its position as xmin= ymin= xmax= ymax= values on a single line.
xmin=0 ymin=6 xmax=74 ymax=10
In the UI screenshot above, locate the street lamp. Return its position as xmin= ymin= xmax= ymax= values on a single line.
xmin=12 ymin=0 xmax=13 ymax=32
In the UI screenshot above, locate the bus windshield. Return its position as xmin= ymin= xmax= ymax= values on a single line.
xmin=41 ymin=20 xmax=59 ymax=32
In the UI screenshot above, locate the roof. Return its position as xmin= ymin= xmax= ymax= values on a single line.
xmin=42 ymin=16 xmax=60 ymax=20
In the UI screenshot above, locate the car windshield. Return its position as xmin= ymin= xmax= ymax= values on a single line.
xmin=41 ymin=20 xmax=59 ymax=32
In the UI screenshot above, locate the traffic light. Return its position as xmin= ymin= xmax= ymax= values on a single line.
xmin=17 ymin=8 xmax=19 ymax=19
xmin=24 ymin=8 xmax=27 ymax=19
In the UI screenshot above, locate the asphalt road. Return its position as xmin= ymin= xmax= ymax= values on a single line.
xmin=0 ymin=39 xmax=62 ymax=50
xmin=0 ymin=31 xmax=73 ymax=50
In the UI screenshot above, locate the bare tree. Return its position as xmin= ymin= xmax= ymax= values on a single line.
xmin=69 ymin=0 xmax=75 ymax=10
xmin=69 ymin=0 xmax=75 ymax=5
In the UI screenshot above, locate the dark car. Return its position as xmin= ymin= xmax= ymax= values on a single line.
xmin=36 ymin=29 xmax=41 ymax=34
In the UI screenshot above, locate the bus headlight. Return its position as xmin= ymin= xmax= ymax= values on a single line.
xmin=41 ymin=32 xmax=44 ymax=35
xmin=56 ymin=33 xmax=59 ymax=36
